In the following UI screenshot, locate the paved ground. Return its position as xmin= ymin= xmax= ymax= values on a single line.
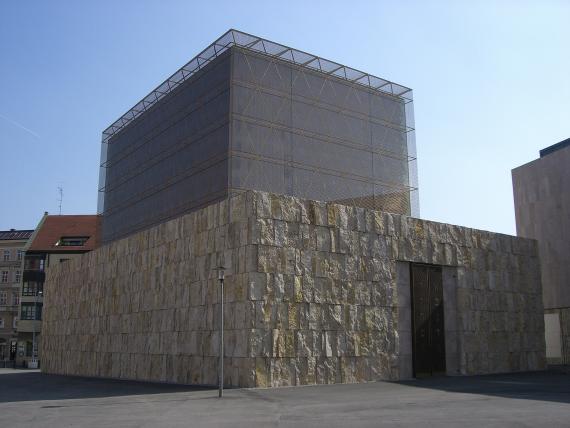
xmin=0 ymin=369 xmax=569 ymax=427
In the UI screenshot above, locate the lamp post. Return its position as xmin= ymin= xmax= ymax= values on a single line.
xmin=217 ymin=266 xmax=225 ymax=398
xmin=31 ymin=289 xmax=42 ymax=368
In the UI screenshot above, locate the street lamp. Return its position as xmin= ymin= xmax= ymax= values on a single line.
xmin=31 ymin=289 xmax=42 ymax=369
xmin=217 ymin=266 xmax=225 ymax=398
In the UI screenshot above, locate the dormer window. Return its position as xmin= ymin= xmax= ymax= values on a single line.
xmin=55 ymin=236 xmax=89 ymax=247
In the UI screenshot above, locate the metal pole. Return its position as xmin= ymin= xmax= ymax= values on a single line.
xmin=218 ymin=267 xmax=224 ymax=398
xmin=31 ymin=292 xmax=37 ymax=363
xmin=31 ymin=290 xmax=43 ymax=367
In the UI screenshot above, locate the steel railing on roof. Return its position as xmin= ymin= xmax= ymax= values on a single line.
xmin=101 ymin=29 xmax=413 ymax=144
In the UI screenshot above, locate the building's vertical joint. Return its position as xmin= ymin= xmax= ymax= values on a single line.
xmin=97 ymin=139 xmax=108 ymax=216
xmin=369 ymin=87 xmax=375 ymax=212
xmin=405 ymin=99 xmax=419 ymax=218
xmin=285 ymin=56 xmax=293 ymax=196
xmin=228 ymin=47 xmax=234 ymax=203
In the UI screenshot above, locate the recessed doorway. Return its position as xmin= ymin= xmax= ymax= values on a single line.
xmin=410 ymin=263 xmax=446 ymax=377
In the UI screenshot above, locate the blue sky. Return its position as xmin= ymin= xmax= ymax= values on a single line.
xmin=1 ymin=0 xmax=568 ymax=234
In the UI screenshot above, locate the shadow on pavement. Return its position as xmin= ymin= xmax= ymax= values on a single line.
xmin=0 ymin=371 xmax=213 ymax=404
xmin=1 ymin=369 xmax=568 ymax=406
xmin=399 ymin=370 xmax=570 ymax=404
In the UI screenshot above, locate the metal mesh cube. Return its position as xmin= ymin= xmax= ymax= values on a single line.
xmin=98 ymin=30 xmax=418 ymax=243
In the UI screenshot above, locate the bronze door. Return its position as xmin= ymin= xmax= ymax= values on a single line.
xmin=411 ymin=264 xmax=446 ymax=377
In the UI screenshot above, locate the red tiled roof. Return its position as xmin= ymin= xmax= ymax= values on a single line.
xmin=28 ymin=215 xmax=100 ymax=252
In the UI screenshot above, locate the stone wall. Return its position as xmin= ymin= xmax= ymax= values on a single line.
xmin=513 ymin=144 xmax=570 ymax=310
xmin=42 ymin=196 xmax=256 ymax=386
xmin=41 ymin=191 xmax=546 ymax=387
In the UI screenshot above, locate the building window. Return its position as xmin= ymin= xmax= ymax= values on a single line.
xmin=0 ymin=318 xmax=4 ymax=329
xmin=11 ymin=292 xmax=19 ymax=306
xmin=1 ymin=271 xmax=8 ymax=283
xmin=55 ymin=236 xmax=89 ymax=247
xmin=12 ymin=317 xmax=18 ymax=329
xmin=21 ymin=303 xmax=42 ymax=321
xmin=0 ymin=292 xmax=6 ymax=305
xmin=24 ymin=257 xmax=41 ymax=270
xmin=22 ymin=282 xmax=33 ymax=296
xmin=17 ymin=250 xmax=23 ymax=261
xmin=3 ymin=250 xmax=9 ymax=261
xmin=22 ymin=282 xmax=42 ymax=296
xmin=24 ymin=255 xmax=46 ymax=271
xmin=15 ymin=270 xmax=21 ymax=283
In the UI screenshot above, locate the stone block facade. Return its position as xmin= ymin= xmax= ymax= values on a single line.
xmin=41 ymin=191 xmax=546 ymax=387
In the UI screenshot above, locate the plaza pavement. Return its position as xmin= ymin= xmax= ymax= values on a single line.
xmin=0 ymin=369 xmax=569 ymax=427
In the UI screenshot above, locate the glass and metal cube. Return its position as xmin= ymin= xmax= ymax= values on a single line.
xmin=98 ymin=30 xmax=418 ymax=243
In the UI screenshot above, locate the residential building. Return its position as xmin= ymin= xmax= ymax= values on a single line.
xmin=512 ymin=138 xmax=570 ymax=364
xmin=42 ymin=31 xmax=545 ymax=386
xmin=0 ymin=229 xmax=33 ymax=365
xmin=17 ymin=213 xmax=100 ymax=367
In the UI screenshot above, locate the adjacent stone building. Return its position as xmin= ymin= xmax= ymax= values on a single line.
xmin=18 ymin=214 xmax=100 ymax=367
xmin=42 ymin=191 xmax=545 ymax=386
xmin=512 ymin=138 xmax=570 ymax=364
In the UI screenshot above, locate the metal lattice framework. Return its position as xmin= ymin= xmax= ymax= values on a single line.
xmin=98 ymin=30 xmax=419 ymax=241
xmin=102 ymin=29 xmax=413 ymax=145
xmin=228 ymin=45 xmax=416 ymax=216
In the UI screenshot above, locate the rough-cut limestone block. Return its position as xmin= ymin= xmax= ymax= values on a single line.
xmin=304 ymin=200 xmax=326 ymax=226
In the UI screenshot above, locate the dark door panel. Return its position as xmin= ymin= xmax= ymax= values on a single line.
xmin=411 ymin=264 xmax=446 ymax=377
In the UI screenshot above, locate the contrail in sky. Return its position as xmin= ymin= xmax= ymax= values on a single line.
xmin=0 ymin=113 xmax=40 ymax=139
